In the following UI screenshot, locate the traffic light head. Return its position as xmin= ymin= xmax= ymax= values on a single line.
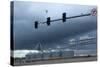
xmin=62 ymin=12 xmax=66 ymax=22
xmin=47 ymin=17 xmax=50 ymax=26
xmin=34 ymin=21 xmax=38 ymax=29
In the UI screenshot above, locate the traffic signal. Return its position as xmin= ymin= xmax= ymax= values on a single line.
xmin=47 ymin=17 xmax=50 ymax=26
xmin=62 ymin=12 xmax=66 ymax=22
xmin=34 ymin=21 xmax=38 ymax=29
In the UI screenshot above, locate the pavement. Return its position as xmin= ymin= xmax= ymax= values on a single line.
xmin=13 ymin=56 xmax=97 ymax=66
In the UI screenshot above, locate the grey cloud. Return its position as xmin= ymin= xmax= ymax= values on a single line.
xmin=12 ymin=1 xmax=97 ymax=50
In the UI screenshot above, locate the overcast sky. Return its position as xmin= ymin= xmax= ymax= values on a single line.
xmin=12 ymin=1 xmax=97 ymax=50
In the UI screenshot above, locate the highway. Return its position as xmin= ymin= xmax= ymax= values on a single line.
xmin=13 ymin=56 xmax=97 ymax=66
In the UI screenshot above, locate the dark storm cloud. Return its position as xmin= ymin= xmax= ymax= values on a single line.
xmin=13 ymin=1 xmax=97 ymax=49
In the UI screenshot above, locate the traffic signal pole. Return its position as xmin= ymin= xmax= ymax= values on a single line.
xmin=43 ymin=13 xmax=91 ymax=23
xmin=34 ymin=8 xmax=97 ymax=29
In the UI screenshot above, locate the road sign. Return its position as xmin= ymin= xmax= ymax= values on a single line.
xmin=91 ymin=8 xmax=97 ymax=16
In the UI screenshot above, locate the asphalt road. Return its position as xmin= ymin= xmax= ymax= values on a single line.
xmin=13 ymin=56 xmax=97 ymax=66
